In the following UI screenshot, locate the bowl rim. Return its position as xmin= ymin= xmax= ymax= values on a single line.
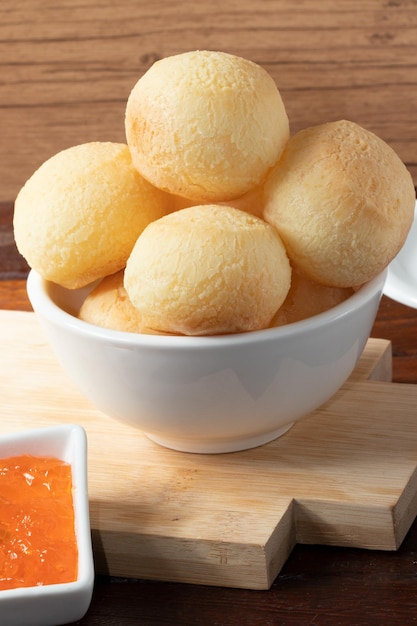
xmin=27 ymin=268 xmax=387 ymax=349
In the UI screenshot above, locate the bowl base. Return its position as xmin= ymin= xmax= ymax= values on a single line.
xmin=145 ymin=422 xmax=295 ymax=454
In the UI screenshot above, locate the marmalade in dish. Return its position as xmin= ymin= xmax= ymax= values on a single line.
xmin=0 ymin=454 xmax=78 ymax=590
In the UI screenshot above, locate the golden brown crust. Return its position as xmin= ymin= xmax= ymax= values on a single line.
xmin=270 ymin=268 xmax=354 ymax=327
xmin=124 ymin=204 xmax=292 ymax=336
xmin=13 ymin=142 xmax=173 ymax=289
xmin=125 ymin=50 xmax=289 ymax=203
xmin=78 ymin=270 xmax=172 ymax=335
xmin=263 ymin=120 xmax=415 ymax=287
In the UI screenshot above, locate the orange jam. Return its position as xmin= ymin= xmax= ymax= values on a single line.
xmin=0 ymin=454 xmax=78 ymax=590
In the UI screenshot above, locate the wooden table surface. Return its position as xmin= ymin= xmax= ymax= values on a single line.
xmin=2 ymin=1 xmax=417 ymax=623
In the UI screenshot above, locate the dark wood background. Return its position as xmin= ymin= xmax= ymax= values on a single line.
xmin=1 ymin=1 xmax=417 ymax=624
xmin=1 ymin=0 xmax=416 ymax=204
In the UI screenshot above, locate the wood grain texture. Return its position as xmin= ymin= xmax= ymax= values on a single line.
xmin=1 ymin=310 xmax=417 ymax=591
xmin=2 ymin=1 xmax=417 ymax=619
xmin=1 ymin=0 xmax=416 ymax=202
xmin=2 ymin=268 xmax=417 ymax=621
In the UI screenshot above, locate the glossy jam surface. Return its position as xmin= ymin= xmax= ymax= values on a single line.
xmin=0 ymin=454 xmax=78 ymax=590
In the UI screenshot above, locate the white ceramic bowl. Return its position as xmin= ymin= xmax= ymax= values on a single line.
xmin=27 ymin=269 xmax=387 ymax=454
xmin=0 ymin=424 xmax=94 ymax=626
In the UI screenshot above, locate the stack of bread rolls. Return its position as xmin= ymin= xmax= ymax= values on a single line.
xmin=13 ymin=50 xmax=415 ymax=336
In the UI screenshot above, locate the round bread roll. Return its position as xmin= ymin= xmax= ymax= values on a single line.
xmin=270 ymin=268 xmax=354 ymax=327
xmin=125 ymin=50 xmax=290 ymax=203
xmin=263 ymin=120 xmax=416 ymax=287
xmin=124 ymin=204 xmax=292 ymax=336
xmin=78 ymin=270 xmax=171 ymax=335
xmin=14 ymin=142 xmax=173 ymax=289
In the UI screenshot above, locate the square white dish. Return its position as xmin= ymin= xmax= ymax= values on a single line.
xmin=0 ymin=423 xmax=94 ymax=626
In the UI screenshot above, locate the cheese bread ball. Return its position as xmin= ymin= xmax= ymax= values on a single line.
xmin=270 ymin=268 xmax=354 ymax=327
xmin=79 ymin=270 xmax=171 ymax=335
xmin=263 ymin=120 xmax=415 ymax=287
xmin=125 ymin=50 xmax=289 ymax=202
xmin=14 ymin=142 xmax=173 ymax=289
xmin=124 ymin=205 xmax=292 ymax=336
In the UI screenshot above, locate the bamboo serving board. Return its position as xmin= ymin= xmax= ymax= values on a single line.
xmin=1 ymin=310 xmax=417 ymax=590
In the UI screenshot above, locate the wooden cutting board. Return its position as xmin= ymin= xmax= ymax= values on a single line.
xmin=1 ymin=309 xmax=417 ymax=590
